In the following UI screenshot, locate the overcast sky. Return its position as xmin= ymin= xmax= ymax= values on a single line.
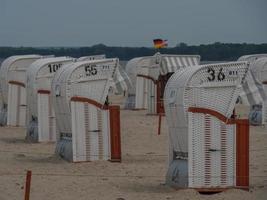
xmin=0 ymin=0 xmax=266 ymax=47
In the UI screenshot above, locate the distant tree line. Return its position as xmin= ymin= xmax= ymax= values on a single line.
xmin=0 ymin=42 xmax=267 ymax=61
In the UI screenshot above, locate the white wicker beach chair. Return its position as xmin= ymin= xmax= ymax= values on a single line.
xmin=26 ymin=57 xmax=74 ymax=142
xmin=164 ymin=61 xmax=249 ymax=190
xmin=0 ymin=55 xmax=44 ymax=126
xmin=130 ymin=53 xmax=201 ymax=114
xmin=125 ymin=57 xmax=148 ymax=109
xmin=51 ymin=58 xmax=121 ymax=162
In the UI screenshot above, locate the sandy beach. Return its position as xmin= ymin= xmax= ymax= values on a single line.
xmin=0 ymin=107 xmax=266 ymax=200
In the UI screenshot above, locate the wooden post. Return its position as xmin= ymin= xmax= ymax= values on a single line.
xmin=24 ymin=170 xmax=32 ymax=200
xmin=158 ymin=114 xmax=162 ymax=135
xmin=236 ymin=119 xmax=249 ymax=189
xmin=156 ymin=81 xmax=160 ymax=114
xmin=109 ymin=106 xmax=121 ymax=162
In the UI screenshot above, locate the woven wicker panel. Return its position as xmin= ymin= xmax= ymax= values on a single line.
xmin=135 ymin=76 xmax=144 ymax=109
xmin=262 ymin=101 xmax=267 ymax=124
xmin=264 ymin=97 xmax=267 ymax=124
xmin=28 ymin=58 xmax=72 ymax=117
xmin=251 ymin=58 xmax=267 ymax=81
xmin=125 ymin=57 xmax=150 ymax=95
xmin=112 ymin=65 xmax=130 ymax=95
xmin=187 ymin=63 xmax=248 ymax=118
xmin=188 ymin=112 xmax=205 ymax=187
xmin=253 ymin=59 xmax=267 ymax=124
xmin=71 ymin=101 xmax=87 ymax=162
xmin=97 ymin=109 xmax=103 ymax=160
xmin=37 ymin=93 xmax=57 ymax=142
xmin=0 ymin=57 xmax=15 ymax=104
xmin=70 ymin=61 xmax=117 ymax=101
xmin=147 ymin=79 xmax=157 ymax=114
xmin=102 ymin=110 xmax=110 ymax=160
xmin=71 ymin=101 xmax=111 ymax=162
xmin=51 ymin=65 xmax=69 ymax=140
xmin=0 ymin=55 xmax=42 ymax=104
xmin=7 ymin=84 xmax=19 ymax=126
xmin=18 ymin=87 xmax=26 ymax=126
xmin=188 ymin=113 xmax=235 ymax=188
xmin=225 ymin=123 xmax=235 ymax=186
xmin=135 ymin=61 xmax=155 ymax=109
xmin=71 ymin=81 xmax=107 ymax=105
xmin=261 ymin=62 xmax=267 ymax=84
xmin=9 ymin=71 xmax=25 ymax=85
xmin=262 ymin=65 xmax=267 ymax=124
xmin=84 ymin=103 xmax=90 ymax=161
xmin=49 ymin=94 xmax=57 ymax=142
xmin=238 ymin=54 xmax=267 ymax=62
xmin=37 ymin=93 xmax=49 ymax=142
xmin=77 ymin=55 xmax=106 ymax=61
xmin=87 ymin=104 xmax=99 ymax=161
xmin=164 ymin=68 xmax=191 ymax=154
xmin=143 ymin=79 xmax=148 ymax=109
xmin=135 ymin=76 xmax=149 ymax=109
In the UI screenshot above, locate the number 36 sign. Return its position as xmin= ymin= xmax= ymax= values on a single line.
xmin=206 ymin=67 xmax=238 ymax=82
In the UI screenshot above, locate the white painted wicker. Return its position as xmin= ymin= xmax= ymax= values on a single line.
xmin=238 ymin=55 xmax=267 ymax=125
xmin=125 ymin=56 xmax=154 ymax=96
xmin=109 ymin=65 xmax=131 ymax=97
xmin=188 ymin=113 xmax=235 ymax=187
xmin=250 ymin=58 xmax=267 ymax=124
xmin=238 ymin=54 xmax=267 ymax=62
xmin=7 ymin=83 xmax=27 ymax=126
xmin=164 ymin=61 xmax=249 ymax=188
xmin=79 ymin=55 xmax=129 ymax=98
xmin=51 ymin=58 xmax=118 ymax=162
xmin=26 ymin=57 xmax=74 ymax=142
xmin=0 ymin=55 xmax=42 ymax=105
xmin=132 ymin=53 xmax=200 ymax=114
xmin=71 ymin=101 xmax=110 ymax=161
xmin=135 ymin=65 xmax=150 ymax=109
xmin=0 ymin=55 xmax=44 ymax=126
xmin=77 ymin=55 xmax=106 ymax=61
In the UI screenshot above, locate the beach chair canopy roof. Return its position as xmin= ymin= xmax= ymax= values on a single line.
xmin=125 ymin=56 xmax=154 ymax=94
xmin=51 ymin=58 xmax=119 ymax=135
xmin=238 ymin=55 xmax=267 ymax=105
xmin=0 ymin=55 xmax=44 ymax=104
xmin=76 ymin=54 xmax=106 ymax=61
xmin=112 ymin=65 xmax=132 ymax=94
xmin=238 ymin=54 xmax=267 ymax=62
xmin=125 ymin=53 xmax=200 ymax=95
xmin=26 ymin=57 xmax=74 ymax=118
xmin=250 ymin=57 xmax=267 ymax=83
xmin=160 ymin=54 xmax=200 ymax=75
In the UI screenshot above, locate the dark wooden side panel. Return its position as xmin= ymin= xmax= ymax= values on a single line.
xmin=236 ymin=119 xmax=249 ymax=188
xmin=109 ymin=106 xmax=121 ymax=162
